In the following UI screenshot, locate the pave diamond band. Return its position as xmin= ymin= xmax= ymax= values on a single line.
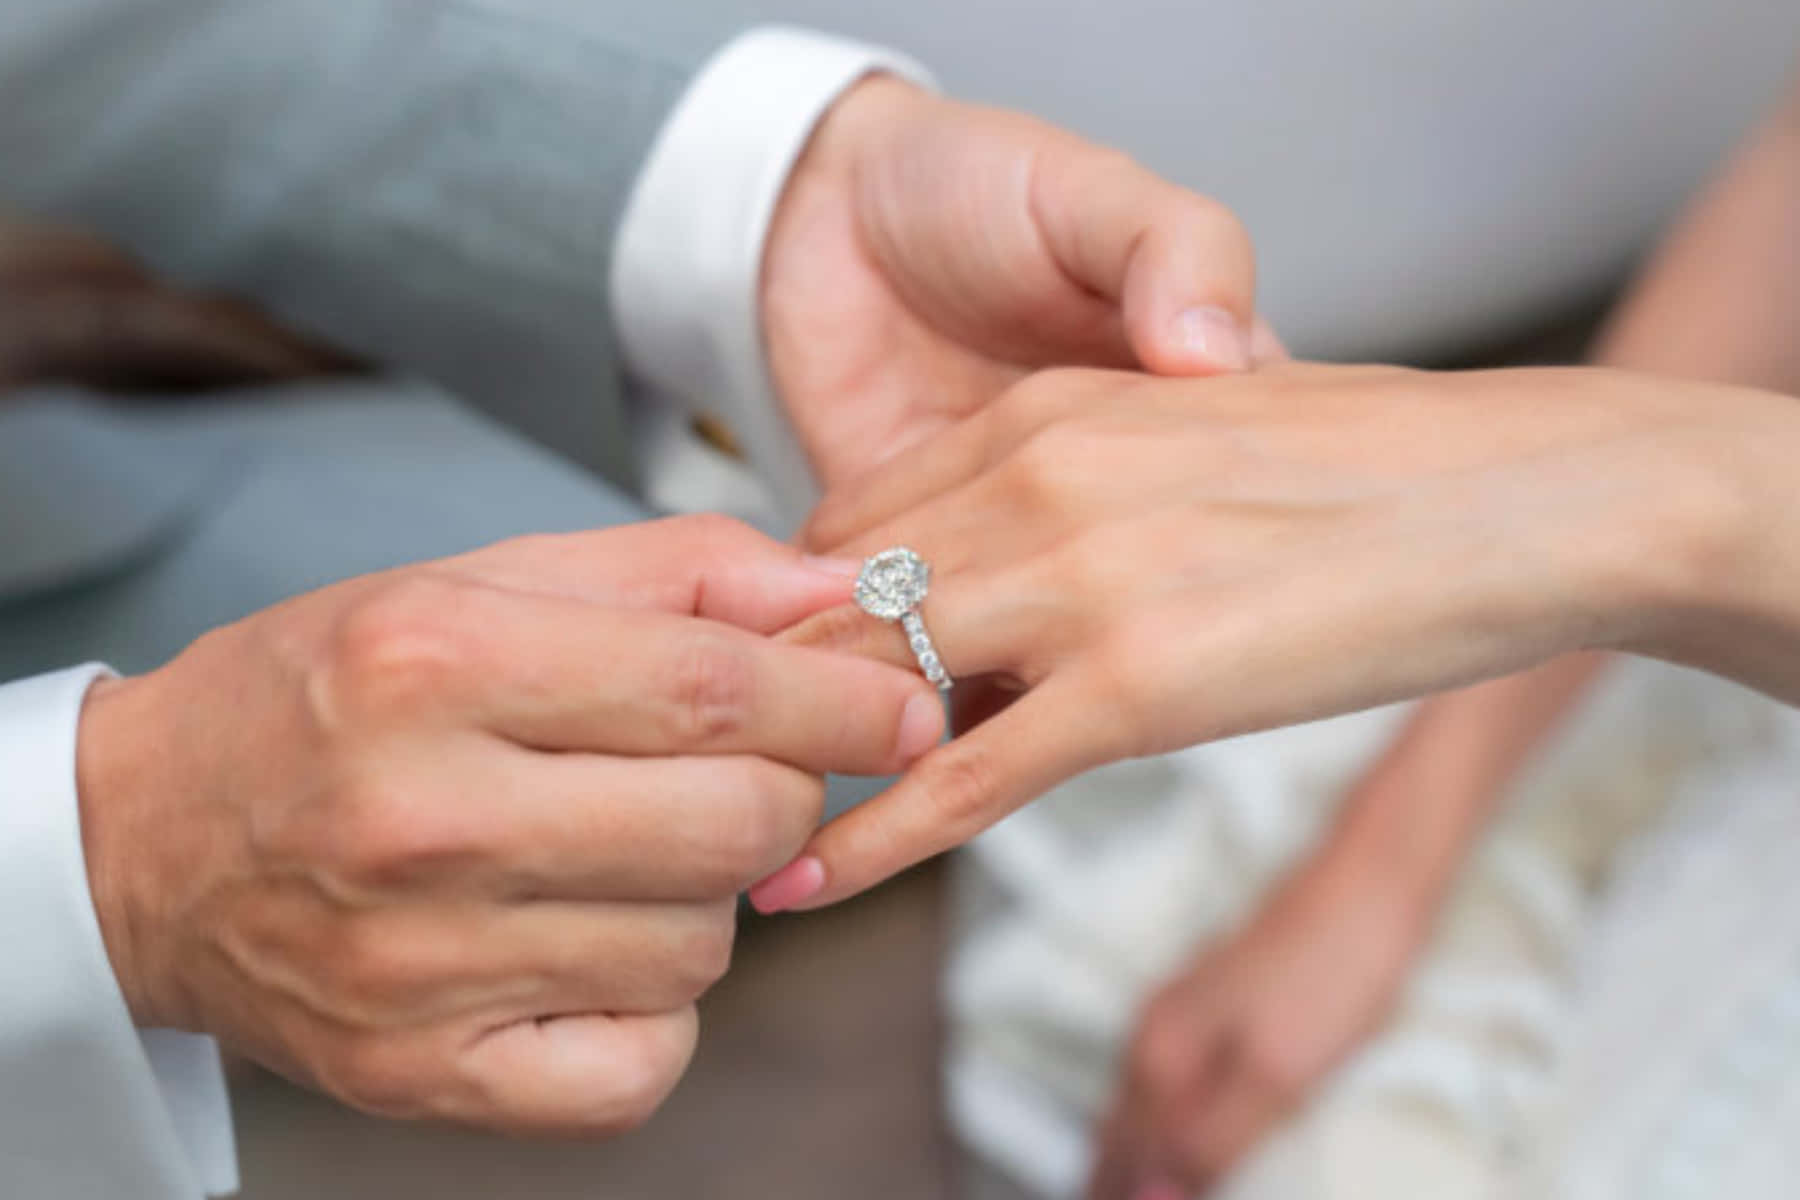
xmin=854 ymin=547 xmax=953 ymax=692
xmin=901 ymin=611 xmax=951 ymax=690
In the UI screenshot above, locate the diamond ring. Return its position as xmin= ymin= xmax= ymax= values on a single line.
xmin=854 ymin=547 xmax=952 ymax=692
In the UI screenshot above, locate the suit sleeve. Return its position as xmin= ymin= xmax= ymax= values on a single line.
xmin=0 ymin=0 xmax=728 ymax=485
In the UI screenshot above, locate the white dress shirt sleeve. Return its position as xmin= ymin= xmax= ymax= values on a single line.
xmin=0 ymin=665 xmax=236 ymax=1199
xmin=610 ymin=26 xmax=936 ymax=532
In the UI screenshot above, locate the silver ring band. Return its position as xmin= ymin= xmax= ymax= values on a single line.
xmin=854 ymin=547 xmax=954 ymax=692
xmin=901 ymin=610 xmax=952 ymax=691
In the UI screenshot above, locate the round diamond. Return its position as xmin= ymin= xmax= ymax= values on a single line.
xmin=853 ymin=547 xmax=932 ymax=621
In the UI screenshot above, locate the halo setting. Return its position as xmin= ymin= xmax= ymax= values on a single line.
xmin=853 ymin=547 xmax=932 ymax=621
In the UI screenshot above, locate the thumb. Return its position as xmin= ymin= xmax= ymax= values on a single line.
xmin=1033 ymin=141 xmax=1257 ymax=376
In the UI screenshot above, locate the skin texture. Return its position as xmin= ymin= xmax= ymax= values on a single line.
xmin=762 ymin=76 xmax=1265 ymax=492
xmin=1080 ymin=71 xmax=1800 ymax=1200
xmin=767 ymin=361 xmax=1800 ymax=913
xmin=76 ymin=516 xmax=942 ymax=1136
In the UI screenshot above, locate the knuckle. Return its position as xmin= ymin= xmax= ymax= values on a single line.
xmin=1080 ymin=145 xmax=1148 ymax=192
xmin=316 ymin=1036 xmax=424 ymax=1120
xmin=667 ymin=512 xmax=760 ymax=557
xmin=1183 ymin=190 xmax=1251 ymax=245
xmin=671 ymin=903 xmax=738 ymax=997
xmin=596 ymin=1030 xmax=689 ymax=1134
xmin=925 ymin=743 xmax=1000 ymax=836
xmin=1003 ymin=423 xmax=1089 ymax=512
xmin=327 ymin=575 xmax=479 ymax=718
xmin=326 ymin=779 xmax=471 ymax=890
xmin=663 ymin=632 xmax=757 ymax=747
xmin=990 ymin=375 xmax=1067 ymax=443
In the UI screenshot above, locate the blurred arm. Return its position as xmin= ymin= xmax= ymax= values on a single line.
xmin=1332 ymin=66 xmax=1800 ymax=922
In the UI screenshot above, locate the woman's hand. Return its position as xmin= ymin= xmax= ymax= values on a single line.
xmin=1088 ymin=837 xmax=1426 ymax=1200
xmin=1087 ymin=689 xmax=1548 ymax=1198
xmin=756 ymin=363 xmax=1788 ymax=910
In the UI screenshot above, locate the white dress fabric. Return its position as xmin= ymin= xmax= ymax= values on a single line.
xmin=945 ymin=659 xmax=1800 ymax=1199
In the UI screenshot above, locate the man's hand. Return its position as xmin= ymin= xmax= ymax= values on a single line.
xmin=764 ymin=76 xmax=1264 ymax=494
xmin=74 ymin=516 xmax=942 ymax=1135
xmin=1088 ymin=839 xmax=1428 ymax=1199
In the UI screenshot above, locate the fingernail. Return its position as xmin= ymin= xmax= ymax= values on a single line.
xmin=748 ymin=856 xmax=826 ymax=914
xmin=897 ymin=692 xmax=946 ymax=762
xmin=1173 ymin=306 xmax=1251 ymax=372
xmin=802 ymin=555 xmax=862 ymax=579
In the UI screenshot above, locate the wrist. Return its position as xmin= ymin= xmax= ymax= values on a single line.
xmin=1286 ymin=837 xmax=1439 ymax=951
xmin=1326 ymin=714 xmax=1499 ymax=900
xmin=75 ymin=671 xmax=184 ymax=1030
xmin=1606 ymin=380 xmax=1800 ymax=687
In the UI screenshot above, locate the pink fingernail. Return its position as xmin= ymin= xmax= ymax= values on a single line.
xmin=802 ymin=555 xmax=862 ymax=579
xmin=897 ymin=692 xmax=946 ymax=763
xmin=1172 ymin=307 xmax=1250 ymax=372
xmin=748 ymin=856 xmax=826 ymax=914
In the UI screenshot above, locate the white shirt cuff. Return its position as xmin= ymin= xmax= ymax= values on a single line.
xmin=610 ymin=26 xmax=935 ymax=530
xmin=0 ymin=666 xmax=237 ymax=1198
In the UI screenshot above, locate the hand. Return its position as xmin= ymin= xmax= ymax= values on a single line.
xmin=764 ymin=76 xmax=1268 ymax=491
xmin=75 ymin=516 xmax=942 ymax=1135
xmin=1088 ymin=760 xmax=1457 ymax=1199
xmin=761 ymin=363 xmax=1781 ymax=909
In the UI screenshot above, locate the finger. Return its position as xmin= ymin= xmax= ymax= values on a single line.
xmin=750 ymin=674 xmax=1131 ymax=911
xmin=1101 ymin=997 xmax=1235 ymax=1198
xmin=474 ymin=898 xmax=739 ymax=1018
xmin=450 ymin=514 xmax=864 ymax=634
xmin=412 ymin=588 xmax=944 ymax=775
xmin=1089 ymin=1116 xmax=1152 ymax=1200
xmin=456 ymin=749 xmax=829 ymax=901
xmin=1167 ymin=1068 xmax=1289 ymax=1193
xmin=1250 ymin=316 xmax=1291 ymax=366
xmin=453 ymin=1006 xmax=700 ymax=1136
xmin=1033 ymin=143 xmax=1256 ymax=375
xmin=263 ymin=897 xmax=739 ymax=1025
xmin=779 ymin=558 xmax=1064 ymax=686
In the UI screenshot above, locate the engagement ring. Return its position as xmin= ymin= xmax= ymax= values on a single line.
xmin=854 ymin=547 xmax=952 ymax=692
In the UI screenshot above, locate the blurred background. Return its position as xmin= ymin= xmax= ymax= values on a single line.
xmin=626 ymin=0 xmax=1798 ymax=362
xmin=35 ymin=1 xmax=1799 ymax=1197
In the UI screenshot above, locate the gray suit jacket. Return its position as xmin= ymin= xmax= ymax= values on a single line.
xmin=0 ymin=0 xmax=735 ymax=601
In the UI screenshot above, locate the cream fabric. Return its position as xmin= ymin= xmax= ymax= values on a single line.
xmin=946 ymin=659 xmax=1792 ymax=1198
